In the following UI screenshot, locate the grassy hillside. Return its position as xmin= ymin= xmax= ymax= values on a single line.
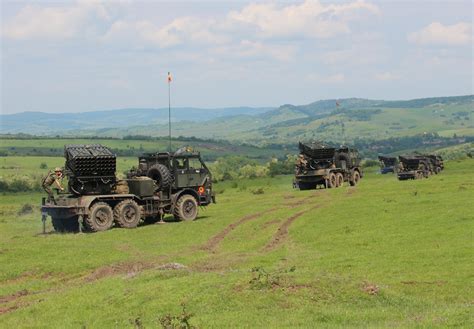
xmin=0 ymin=158 xmax=472 ymax=327
xmin=66 ymin=96 xmax=473 ymax=144
xmin=2 ymin=96 xmax=472 ymax=145
xmin=0 ymin=137 xmax=288 ymax=161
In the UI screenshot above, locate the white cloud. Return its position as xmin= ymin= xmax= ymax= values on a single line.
xmin=408 ymin=22 xmax=472 ymax=46
xmin=213 ymin=40 xmax=296 ymax=61
xmin=228 ymin=0 xmax=379 ymax=39
xmin=103 ymin=17 xmax=229 ymax=48
xmin=2 ymin=1 xmax=110 ymax=40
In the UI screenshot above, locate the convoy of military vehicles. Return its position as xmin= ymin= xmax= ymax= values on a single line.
xmin=40 ymin=141 xmax=445 ymax=233
xmin=396 ymin=154 xmax=444 ymax=180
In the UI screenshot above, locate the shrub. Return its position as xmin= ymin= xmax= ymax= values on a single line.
xmin=9 ymin=178 xmax=31 ymax=192
xmin=39 ymin=162 xmax=48 ymax=169
xmin=249 ymin=266 xmax=296 ymax=290
xmin=18 ymin=203 xmax=35 ymax=216
xmin=158 ymin=302 xmax=196 ymax=329
xmin=251 ymin=187 xmax=265 ymax=195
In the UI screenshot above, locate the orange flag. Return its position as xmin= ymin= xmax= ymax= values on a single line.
xmin=167 ymin=72 xmax=172 ymax=83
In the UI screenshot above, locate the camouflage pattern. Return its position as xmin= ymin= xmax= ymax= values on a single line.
xmin=42 ymin=169 xmax=64 ymax=201
xmin=294 ymin=142 xmax=362 ymax=190
xmin=41 ymin=145 xmax=215 ymax=233
xmin=397 ymin=156 xmax=430 ymax=180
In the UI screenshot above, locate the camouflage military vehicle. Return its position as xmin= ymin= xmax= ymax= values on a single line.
xmin=425 ymin=154 xmax=444 ymax=174
xmin=294 ymin=142 xmax=363 ymax=190
xmin=397 ymin=155 xmax=431 ymax=180
xmin=378 ymin=156 xmax=397 ymax=174
xmin=41 ymin=145 xmax=214 ymax=233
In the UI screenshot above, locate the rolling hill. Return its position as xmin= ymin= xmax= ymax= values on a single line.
xmin=0 ymin=107 xmax=273 ymax=134
xmin=62 ymin=95 xmax=473 ymax=145
xmin=2 ymin=96 xmax=472 ymax=146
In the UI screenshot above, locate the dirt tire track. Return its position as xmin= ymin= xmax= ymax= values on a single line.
xmin=0 ymin=289 xmax=32 ymax=315
xmin=284 ymin=191 xmax=324 ymax=206
xmin=202 ymin=207 xmax=278 ymax=251
xmin=264 ymin=205 xmax=321 ymax=251
xmin=84 ymin=261 xmax=156 ymax=282
xmin=0 ymin=289 xmax=29 ymax=305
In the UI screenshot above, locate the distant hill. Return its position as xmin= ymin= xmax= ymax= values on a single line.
xmin=54 ymin=95 xmax=473 ymax=144
xmin=1 ymin=96 xmax=472 ymax=145
xmin=0 ymin=107 xmax=273 ymax=134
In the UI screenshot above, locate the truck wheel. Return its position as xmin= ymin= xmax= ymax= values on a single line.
xmin=173 ymin=195 xmax=198 ymax=221
xmin=328 ymin=173 xmax=337 ymax=188
xmin=336 ymin=173 xmax=344 ymax=187
xmin=350 ymin=171 xmax=360 ymax=186
xmin=52 ymin=217 xmax=80 ymax=233
xmin=84 ymin=202 xmax=114 ymax=232
xmin=435 ymin=166 xmax=441 ymax=174
xmin=114 ymin=200 xmax=141 ymax=228
xmin=147 ymin=164 xmax=172 ymax=190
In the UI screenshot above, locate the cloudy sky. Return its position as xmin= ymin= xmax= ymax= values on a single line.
xmin=1 ymin=0 xmax=472 ymax=114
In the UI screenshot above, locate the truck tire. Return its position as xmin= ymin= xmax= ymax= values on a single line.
xmin=173 ymin=194 xmax=198 ymax=221
xmin=147 ymin=164 xmax=172 ymax=190
xmin=114 ymin=200 xmax=141 ymax=228
xmin=435 ymin=166 xmax=441 ymax=174
xmin=349 ymin=171 xmax=360 ymax=186
xmin=84 ymin=202 xmax=114 ymax=232
xmin=328 ymin=173 xmax=337 ymax=188
xmin=336 ymin=173 xmax=344 ymax=187
xmin=52 ymin=217 xmax=80 ymax=233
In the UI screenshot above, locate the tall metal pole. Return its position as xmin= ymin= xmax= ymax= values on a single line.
xmin=168 ymin=72 xmax=171 ymax=152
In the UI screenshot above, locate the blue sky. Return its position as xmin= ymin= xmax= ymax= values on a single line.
xmin=1 ymin=0 xmax=472 ymax=114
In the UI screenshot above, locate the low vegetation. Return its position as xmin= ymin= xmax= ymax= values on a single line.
xmin=0 ymin=158 xmax=472 ymax=327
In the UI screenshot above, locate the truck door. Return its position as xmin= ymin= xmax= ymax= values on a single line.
xmin=174 ymin=158 xmax=188 ymax=188
xmin=187 ymin=157 xmax=206 ymax=187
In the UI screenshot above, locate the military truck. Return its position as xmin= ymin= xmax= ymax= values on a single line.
xmin=41 ymin=144 xmax=214 ymax=233
xmin=378 ymin=156 xmax=397 ymax=174
xmin=425 ymin=154 xmax=444 ymax=174
xmin=397 ymin=155 xmax=431 ymax=180
xmin=294 ymin=142 xmax=363 ymax=190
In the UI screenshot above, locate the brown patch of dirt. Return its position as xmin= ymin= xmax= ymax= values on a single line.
xmin=284 ymin=195 xmax=315 ymax=207
xmin=285 ymin=190 xmax=327 ymax=206
xmin=263 ymin=205 xmax=320 ymax=251
xmin=3 ymin=272 xmax=35 ymax=284
xmin=0 ymin=305 xmax=21 ymax=315
xmin=261 ymin=219 xmax=281 ymax=229
xmin=0 ymin=289 xmax=29 ymax=304
xmin=362 ymin=282 xmax=379 ymax=295
xmin=84 ymin=261 xmax=155 ymax=282
xmin=0 ymin=289 xmax=34 ymax=315
xmin=283 ymin=284 xmax=313 ymax=292
xmin=201 ymin=208 xmax=278 ymax=251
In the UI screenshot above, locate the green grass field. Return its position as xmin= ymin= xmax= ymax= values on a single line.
xmin=0 ymin=159 xmax=473 ymax=328
xmin=0 ymin=138 xmax=287 ymax=161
